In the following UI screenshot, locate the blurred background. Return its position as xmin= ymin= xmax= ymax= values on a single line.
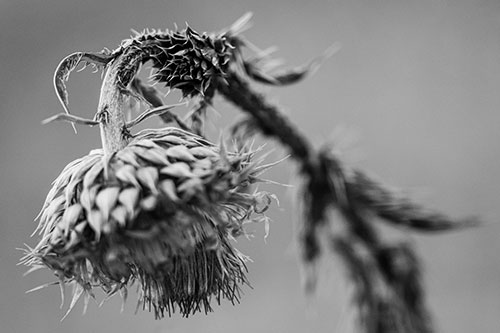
xmin=1 ymin=0 xmax=499 ymax=332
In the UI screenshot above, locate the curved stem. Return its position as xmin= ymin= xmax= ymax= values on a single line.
xmin=96 ymin=56 xmax=131 ymax=157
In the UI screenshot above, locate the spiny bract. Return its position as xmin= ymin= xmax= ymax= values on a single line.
xmin=113 ymin=24 xmax=241 ymax=99
xmin=22 ymin=127 xmax=275 ymax=318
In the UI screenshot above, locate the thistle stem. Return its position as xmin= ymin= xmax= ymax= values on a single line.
xmin=97 ymin=56 xmax=131 ymax=157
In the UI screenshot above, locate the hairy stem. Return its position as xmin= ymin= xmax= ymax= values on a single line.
xmin=97 ymin=56 xmax=131 ymax=156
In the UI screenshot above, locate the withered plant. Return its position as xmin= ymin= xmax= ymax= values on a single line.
xmin=21 ymin=13 xmax=477 ymax=332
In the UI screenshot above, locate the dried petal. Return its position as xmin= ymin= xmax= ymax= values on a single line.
xmin=82 ymin=161 xmax=104 ymax=190
xmin=189 ymin=146 xmax=219 ymax=158
xmin=159 ymin=179 xmax=179 ymax=202
xmin=87 ymin=210 xmax=104 ymax=240
xmin=115 ymin=165 xmax=140 ymax=187
xmin=162 ymin=135 xmax=188 ymax=146
xmin=40 ymin=195 xmax=65 ymax=228
xmin=111 ymin=205 xmax=128 ymax=227
xmin=160 ymin=162 xmax=194 ymax=178
xmin=80 ymin=185 xmax=100 ymax=213
xmin=64 ymin=155 xmax=101 ymax=204
xmin=177 ymin=177 xmax=203 ymax=200
xmin=118 ymin=187 xmax=140 ymax=215
xmin=49 ymin=226 xmax=64 ymax=244
xmin=166 ymin=145 xmax=196 ymax=162
xmin=141 ymin=195 xmax=157 ymax=211
xmin=136 ymin=167 xmax=159 ymax=194
xmin=133 ymin=139 xmax=156 ymax=149
xmin=116 ymin=149 xmax=141 ymax=167
xmin=63 ymin=230 xmax=80 ymax=250
xmin=61 ymin=283 xmax=85 ymax=321
xmin=136 ymin=147 xmax=170 ymax=165
xmin=95 ymin=187 xmax=120 ymax=220
xmin=60 ymin=204 xmax=83 ymax=235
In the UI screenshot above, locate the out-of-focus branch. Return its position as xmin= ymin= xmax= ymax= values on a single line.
xmin=217 ymin=69 xmax=476 ymax=332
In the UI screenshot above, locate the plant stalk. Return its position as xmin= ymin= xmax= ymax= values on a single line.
xmin=97 ymin=57 xmax=130 ymax=157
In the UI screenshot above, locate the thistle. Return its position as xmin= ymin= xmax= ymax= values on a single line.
xmin=23 ymin=13 xmax=479 ymax=332
xmin=23 ymin=126 xmax=276 ymax=318
xmin=21 ymin=14 xmax=279 ymax=318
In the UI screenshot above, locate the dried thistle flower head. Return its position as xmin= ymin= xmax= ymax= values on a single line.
xmin=22 ymin=127 xmax=276 ymax=318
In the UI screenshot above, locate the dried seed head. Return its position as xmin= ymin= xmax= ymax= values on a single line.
xmin=22 ymin=127 xmax=275 ymax=318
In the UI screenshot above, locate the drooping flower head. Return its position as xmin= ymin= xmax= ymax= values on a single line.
xmin=24 ymin=13 xmax=287 ymax=319
xmin=22 ymin=127 xmax=275 ymax=318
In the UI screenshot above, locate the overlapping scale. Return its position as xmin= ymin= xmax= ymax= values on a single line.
xmin=23 ymin=127 xmax=275 ymax=318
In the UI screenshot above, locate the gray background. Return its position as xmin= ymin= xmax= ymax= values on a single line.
xmin=1 ymin=0 xmax=499 ymax=332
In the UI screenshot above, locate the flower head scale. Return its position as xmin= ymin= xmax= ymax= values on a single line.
xmin=22 ymin=127 xmax=275 ymax=318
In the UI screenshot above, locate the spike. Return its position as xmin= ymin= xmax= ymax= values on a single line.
xmin=61 ymin=283 xmax=84 ymax=321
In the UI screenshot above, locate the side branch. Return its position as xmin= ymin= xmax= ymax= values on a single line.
xmin=218 ymin=71 xmax=316 ymax=173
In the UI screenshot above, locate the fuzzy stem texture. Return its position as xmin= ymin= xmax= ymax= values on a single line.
xmin=97 ymin=56 xmax=131 ymax=156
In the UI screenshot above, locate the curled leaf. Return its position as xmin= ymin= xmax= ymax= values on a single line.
xmin=53 ymin=51 xmax=113 ymax=133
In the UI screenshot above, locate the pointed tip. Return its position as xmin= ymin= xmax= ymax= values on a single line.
xmin=225 ymin=12 xmax=254 ymax=36
xmin=130 ymin=28 xmax=141 ymax=37
xmin=307 ymin=42 xmax=342 ymax=76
